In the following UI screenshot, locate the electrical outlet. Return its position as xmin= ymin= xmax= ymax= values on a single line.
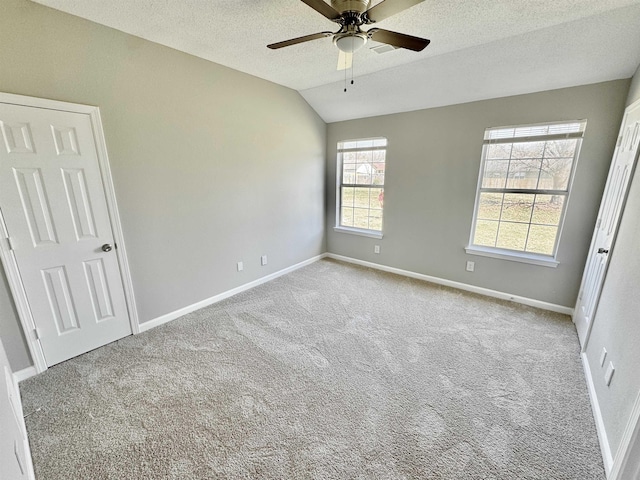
xmin=374 ymin=245 xmax=380 ymax=254
xmin=599 ymin=347 xmax=607 ymax=367
xmin=237 ymin=261 xmax=243 ymax=272
xmin=604 ymin=362 xmax=615 ymax=386
xmin=466 ymin=261 xmax=475 ymax=272
xmin=261 ymin=255 xmax=268 ymax=266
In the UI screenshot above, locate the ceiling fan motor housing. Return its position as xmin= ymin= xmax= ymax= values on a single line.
xmin=330 ymin=0 xmax=371 ymax=15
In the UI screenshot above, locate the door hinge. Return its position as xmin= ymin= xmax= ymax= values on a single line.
xmin=616 ymin=135 xmax=623 ymax=147
xmin=596 ymin=218 xmax=602 ymax=229
xmin=33 ymin=328 xmax=42 ymax=340
xmin=7 ymin=236 xmax=16 ymax=251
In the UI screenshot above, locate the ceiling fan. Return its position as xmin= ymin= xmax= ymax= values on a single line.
xmin=267 ymin=0 xmax=430 ymax=70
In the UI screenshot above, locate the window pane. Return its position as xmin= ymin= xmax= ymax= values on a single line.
xmin=353 ymin=187 xmax=370 ymax=208
xmin=472 ymin=123 xmax=583 ymax=257
xmin=482 ymin=160 xmax=509 ymax=188
xmin=531 ymin=195 xmax=564 ymax=225
xmin=544 ymin=139 xmax=577 ymax=158
xmin=369 ymin=188 xmax=384 ymax=211
xmin=500 ymin=194 xmax=534 ymax=222
xmin=474 ymin=220 xmax=499 ymax=247
xmin=337 ymin=138 xmax=386 ymax=233
xmin=496 ymin=222 xmax=529 ymax=251
xmin=538 ymin=158 xmax=573 ymax=190
xmin=486 ymin=143 xmax=512 ymax=160
xmin=511 ymin=141 xmax=544 ymax=159
xmin=355 ymin=163 xmax=373 ymax=185
xmin=477 ymin=192 xmax=503 ymax=220
xmin=506 ymin=159 xmax=541 ymax=189
xmin=373 ymin=150 xmax=386 ymax=162
xmin=526 ymin=225 xmax=558 ymax=255
xmin=369 ymin=209 xmax=383 ymax=231
xmin=343 ymin=164 xmax=356 ymax=184
xmin=343 ymin=151 xmax=357 ymax=163
xmin=341 ymin=207 xmax=354 ymax=227
xmin=356 ymin=150 xmax=373 ymax=164
xmin=353 ymin=208 xmax=369 ymax=229
xmin=341 ymin=187 xmax=354 ymax=207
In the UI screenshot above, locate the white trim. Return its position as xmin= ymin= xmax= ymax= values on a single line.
xmin=581 ymin=352 xmax=614 ymax=473
xmin=139 ymin=254 xmax=328 ymax=333
xmin=465 ymin=246 xmax=559 ymax=267
xmin=13 ymin=366 xmax=37 ymax=383
xmin=0 ymin=92 xmax=97 ymax=114
xmin=0 ymin=92 xmax=140 ymax=372
xmin=326 ymin=253 xmax=573 ymax=315
xmin=333 ymin=226 xmax=383 ymax=239
xmin=89 ymin=107 xmax=140 ymax=335
xmin=610 ymin=391 xmax=640 ymax=480
xmin=8 ymin=365 xmax=37 ymax=479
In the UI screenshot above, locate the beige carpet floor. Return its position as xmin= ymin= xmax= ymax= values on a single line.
xmin=20 ymin=259 xmax=605 ymax=479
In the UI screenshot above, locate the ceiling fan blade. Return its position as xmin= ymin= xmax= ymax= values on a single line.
xmin=300 ymin=0 xmax=342 ymax=21
xmin=364 ymin=0 xmax=425 ymax=23
xmin=368 ymin=28 xmax=430 ymax=51
xmin=337 ymin=50 xmax=353 ymax=71
xmin=267 ymin=31 xmax=333 ymax=49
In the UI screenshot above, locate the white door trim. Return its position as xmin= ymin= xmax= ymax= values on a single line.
xmin=0 ymin=92 xmax=139 ymax=374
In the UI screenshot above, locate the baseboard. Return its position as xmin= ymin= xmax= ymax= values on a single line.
xmin=139 ymin=253 xmax=328 ymax=333
xmin=326 ymin=254 xmax=574 ymax=315
xmin=581 ymin=352 xmax=614 ymax=473
xmin=609 ymin=390 xmax=640 ymax=480
xmin=13 ymin=366 xmax=37 ymax=383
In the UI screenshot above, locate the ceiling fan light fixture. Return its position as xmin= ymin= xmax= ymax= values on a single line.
xmin=334 ymin=34 xmax=367 ymax=53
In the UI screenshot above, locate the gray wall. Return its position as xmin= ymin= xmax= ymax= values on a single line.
xmin=326 ymin=81 xmax=629 ymax=307
xmin=585 ymin=63 xmax=640 ymax=457
xmin=0 ymin=0 xmax=326 ymax=371
xmin=626 ymin=63 xmax=640 ymax=106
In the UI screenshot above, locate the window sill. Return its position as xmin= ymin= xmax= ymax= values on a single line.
xmin=334 ymin=226 xmax=383 ymax=239
xmin=465 ymin=246 xmax=559 ymax=268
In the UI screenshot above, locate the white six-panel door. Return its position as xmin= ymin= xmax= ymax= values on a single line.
xmin=0 ymin=103 xmax=131 ymax=366
xmin=574 ymin=99 xmax=640 ymax=347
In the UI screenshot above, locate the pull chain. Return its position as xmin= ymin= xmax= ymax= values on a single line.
xmin=351 ymin=53 xmax=354 ymax=86
xmin=344 ymin=58 xmax=347 ymax=92
xmin=344 ymin=53 xmax=354 ymax=92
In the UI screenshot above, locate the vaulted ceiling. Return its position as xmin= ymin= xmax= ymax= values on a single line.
xmin=33 ymin=0 xmax=640 ymax=122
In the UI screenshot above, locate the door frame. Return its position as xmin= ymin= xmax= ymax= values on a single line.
xmin=574 ymin=97 xmax=640 ymax=351
xmin=0 ymin=92 xmax=139 ymax=374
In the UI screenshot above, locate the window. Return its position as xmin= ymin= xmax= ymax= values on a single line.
xmin=467 ymin=120 xmax=586 ymax=266
xmin=335 ymin=138 xmax=387 ymax=238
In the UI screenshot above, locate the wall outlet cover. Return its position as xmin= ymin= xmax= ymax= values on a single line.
xmin=599 ymin=347 xmax=607 ymax=367
xmin=237 ymin=261 xmax=243 ymax=272
xmin=604 ymin=362 xmax=615 ymax=386
xmin=261 ymin=255 xmax=268 ymax=266
xmin=374 ymin=245 xmax=380 ymax=254
xmin=466 ymin=261 xmax=475 ymax=272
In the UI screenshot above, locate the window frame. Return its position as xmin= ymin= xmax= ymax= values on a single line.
xmin=466 ymin=120 xmax=586 ymax=267
xmin=334 ymin=137 xmax=387 ymax=239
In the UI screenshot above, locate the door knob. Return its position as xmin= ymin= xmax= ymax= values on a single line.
xmin=597 ymin=247 xmax=609 ymax=254
xmin=101 ymin=244 xmax=113 ymax=252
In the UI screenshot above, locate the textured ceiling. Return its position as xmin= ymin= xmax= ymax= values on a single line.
xmin=33 ymin=0 xmax=640 ymax=122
